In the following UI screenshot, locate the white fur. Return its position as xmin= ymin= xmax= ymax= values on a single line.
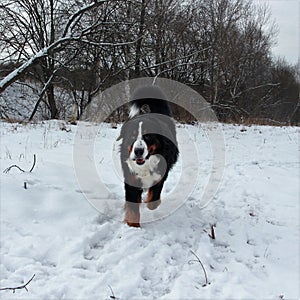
xmin=129 ymin=122 xmax=148 ymax=161
xmin=129 ymin=103 xmax=139 ymax=118
xmin=137 ymin=121 xmax=143 ymax=139
xmin=126 ymin=155 xmax=161 ymax=188
xmin=126 ymin=121 xmax=162 ymax=188
xmin=129 ymin=138 xmax=148 ymax=161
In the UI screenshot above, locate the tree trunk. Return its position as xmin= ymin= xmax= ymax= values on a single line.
xmin=134 ymin=0 xmax=146 ymax=77
xmin=47 ymin=84 xmax=58 ymax=119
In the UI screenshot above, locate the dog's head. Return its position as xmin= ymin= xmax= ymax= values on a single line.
xmin=118 ymin=102 xmax=178 ymax=189
xmin=118 ymin=115 xmax=169 ymax=188
xmin=119 ymin=116 xmax=162 ymax=167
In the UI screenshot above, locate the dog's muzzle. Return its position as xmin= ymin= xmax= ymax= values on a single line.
xmin=130 ymin=139 xmax=148 ymax=166
xmin=134 ymin=147 xmax=146 ymax=165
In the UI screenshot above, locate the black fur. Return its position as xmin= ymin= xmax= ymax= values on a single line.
xmin=119 ymin=86 xmax=179 ymax=227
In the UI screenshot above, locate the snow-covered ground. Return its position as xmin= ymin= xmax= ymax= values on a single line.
xmin=0 ymin=120 xmax=299 ymax=299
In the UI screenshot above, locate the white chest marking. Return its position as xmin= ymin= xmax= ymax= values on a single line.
xmin=126 ymin=155 xmax=162 ymax=188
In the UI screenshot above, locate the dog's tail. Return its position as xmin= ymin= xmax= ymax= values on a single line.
xmin=129 ymin=86 xmax=171 ymax=118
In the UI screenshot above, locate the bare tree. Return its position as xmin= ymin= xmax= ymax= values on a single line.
xmin=0 ymin=0 xmax=138 ymax=119
xmin=0 ymin=0 xmax=297 ymax=124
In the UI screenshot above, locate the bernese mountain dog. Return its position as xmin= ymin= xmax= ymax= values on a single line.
xmin=118 ymin=86 xmax=179 ymax=227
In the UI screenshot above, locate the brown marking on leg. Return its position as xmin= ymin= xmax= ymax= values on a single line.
xmin=145 ymin=189 xmax=153 ymax=203
xmin=145 ymin=189 xmax=161 ymax=210
xmin=124 ymin=197 xmax=141 ymax=227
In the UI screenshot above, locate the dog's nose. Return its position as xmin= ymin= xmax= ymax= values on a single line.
xmin=134 ymin=147 xmax=144 ymax=157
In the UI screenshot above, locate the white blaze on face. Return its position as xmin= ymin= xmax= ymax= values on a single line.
xmin=129 ymin=121 xmax=148 ymax=161
xmin=125 ymin=121 xmax=163 ymax=188
xmin=137 ymin=121 xmax=143 ymax=139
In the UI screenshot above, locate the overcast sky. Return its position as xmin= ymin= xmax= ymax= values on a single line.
xmin=256 ymin=0 xmax=299 ymax=65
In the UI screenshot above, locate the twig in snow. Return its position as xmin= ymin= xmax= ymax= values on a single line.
xmin=189 ymin=250 xmax=210 ymax=287
xmin=0 ymin=274 xmax=35 ymax=293
xmin=108 ymin=285 xmax=118 ymax=299
xmin=209 ymin=224 xmax=216 ymax=240
xmin=264 ymin=246 xmax=269 ymax=258
xmin=29 ymin=154 xmax=37 ymax=173
xmin=3 ymin=164 xmax=25 ymax=173
xmin=3 ymin=154 xmax=36 ymax=174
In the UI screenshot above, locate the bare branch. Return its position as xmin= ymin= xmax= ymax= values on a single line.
xmin=29 ymin=154 xmax=37 ymax=173
xmin=209 ymin=224 xmax=216 ymax=240
xmin=29 ymin=71 xmax=58 ymax=120
xmin=188 ymin=250 xmax=210 ymax=287
xmin=0 ymin=0 xmax=114 ymax=93
xmin=3 ymin=164 xmax=25 ymax=174
xmin=3 ymin=154 xmax=36 ymax=174
xmin=0 ymin=274 xmax=35 ymax=293
xmin=231 ymin=83 xmax=281 ymax=99
xmin=108 ymin=285 xmax=118 ymax=299
xmin=141 ymin=47 xmax=211 ymax=73
xmin=62 ymin=0 xmax=111 ymax=38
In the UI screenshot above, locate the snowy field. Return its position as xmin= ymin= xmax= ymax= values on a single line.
xmin=0 ymin=120 xmax=299 ymax=299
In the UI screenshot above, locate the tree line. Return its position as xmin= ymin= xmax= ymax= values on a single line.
xmin=0 ymin=0 xmax=299 ymax=124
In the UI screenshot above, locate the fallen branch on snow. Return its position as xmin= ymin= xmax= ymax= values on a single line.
xmin=3 ymin=154 xmax=36 ymax=174
xmin=209 ymin=224 xmax=216 ymax=240
xmin=108 ymin=285 xmax=118 ymax=299
xmin=189 ymin=250 xmax=210 ymax=287
xmin=3 ymin=164 xmax=25 ymax=173
xmin=0 ymin=274 xmax=35 ymax=293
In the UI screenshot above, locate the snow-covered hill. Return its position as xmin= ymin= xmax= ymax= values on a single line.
xmin=0 ymin=120 xmax=299 ymax=299
xmin=0 ymin=83 xmax=74 ymax=121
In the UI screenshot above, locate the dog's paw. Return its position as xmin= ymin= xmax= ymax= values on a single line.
xmin=126 ymin=221 xmax=141 ymax=228
xmin=124 ymin=202 xmax=140 ymax=227
xmin=147 ymin=199 xmax=161 ymax=210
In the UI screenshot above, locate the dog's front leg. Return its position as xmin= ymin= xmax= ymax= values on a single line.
xmin=145 ymin=179 xmax=166 ymax=210
xmin=124 ymin=183 xmax=142 ymax=227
